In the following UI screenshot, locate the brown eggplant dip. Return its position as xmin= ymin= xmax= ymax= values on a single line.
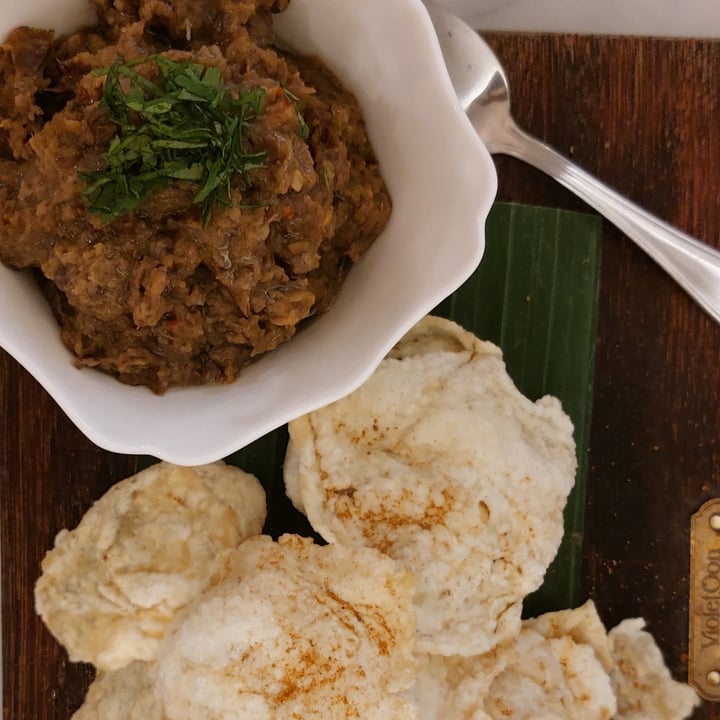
xmin=0 ymin=0 xmax=391 ymax=393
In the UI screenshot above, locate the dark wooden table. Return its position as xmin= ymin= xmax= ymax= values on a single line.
xmin=2 ymin=34 xmax=719 ymax=720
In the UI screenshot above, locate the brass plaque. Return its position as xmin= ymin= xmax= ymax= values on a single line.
xmin=690 ymin=499 xmax=720 ymax=701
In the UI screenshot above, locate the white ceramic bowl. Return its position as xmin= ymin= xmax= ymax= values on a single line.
xmin=0 ymin=0 xmax=497 ymax=464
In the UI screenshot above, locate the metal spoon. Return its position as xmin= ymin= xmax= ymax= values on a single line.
xmin=425 ymin=2 xmax=720 ymax=324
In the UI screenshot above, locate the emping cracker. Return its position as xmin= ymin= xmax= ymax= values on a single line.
xmin=285 ymin=316 xmax=577 ymax=655
xmin=157 ymin=534 xmax=417 ymax=720
xmin=35 ymin=461 xmax=266 ymax=670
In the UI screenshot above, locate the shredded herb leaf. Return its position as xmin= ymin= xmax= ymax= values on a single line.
xmin=80 ymin=55 xmax=267 ymax=225
xmin=281 ymin=86 xmax=310 ymax=140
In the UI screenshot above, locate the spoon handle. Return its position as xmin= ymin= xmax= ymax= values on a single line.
xmin=494 ymin=119 xmax=720 ymax=324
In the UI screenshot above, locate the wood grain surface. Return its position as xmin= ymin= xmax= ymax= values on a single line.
xmin=486 ymin=34 xmax=720 ymax=720
xmin=2 ymin=34 xmax=719 ymax=719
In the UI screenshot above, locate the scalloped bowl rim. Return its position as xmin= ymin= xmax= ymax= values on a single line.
xmin=0 ymin=0 xmax=497 ymax=465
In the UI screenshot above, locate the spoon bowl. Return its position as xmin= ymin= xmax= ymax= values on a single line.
xmin=426 ymin=2 xmax=720 ymax=324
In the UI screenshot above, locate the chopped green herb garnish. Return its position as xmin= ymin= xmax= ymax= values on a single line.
xmin=80 ymin=55 xmax=267 ymax=225
xmin=296 ymin=110 xmax=310 ymax=141
xmin=281 ymin=86 xmax=310 ymax=140
xmin=320 ymin=161 xmax=335 ymax=191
